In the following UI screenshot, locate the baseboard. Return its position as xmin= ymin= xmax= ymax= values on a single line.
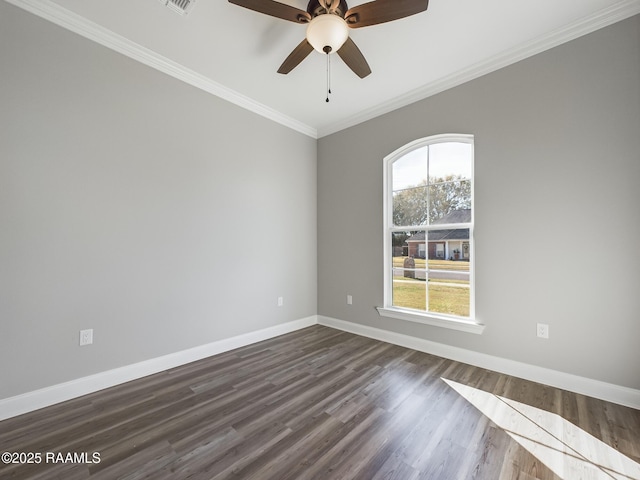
xmin=318 ymin=315 xmax=640 ymax=410
xmin=4 ymin=314 xmax=637 ymax=421
xmin=0 ymin=315 xmax=317 ymax=421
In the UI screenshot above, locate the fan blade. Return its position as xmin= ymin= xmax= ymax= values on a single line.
xmin=345 ymin=0 xmax=428 ymax=28
xmin=277 ymin=39 xmax=314 ymax=74
xmin=337 ymin=37 xmax=371 ymax=78
xmin=228 ymin=0 xmax=311 ymax=23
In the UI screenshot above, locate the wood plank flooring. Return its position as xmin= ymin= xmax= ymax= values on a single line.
xmin=1 ymin=325 xmax=639 ymax=479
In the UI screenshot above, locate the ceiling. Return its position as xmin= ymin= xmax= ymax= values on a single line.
xmin=9 ymin=0 xmax=640 ymax=137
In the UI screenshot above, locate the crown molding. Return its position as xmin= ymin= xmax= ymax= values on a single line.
xmin=4 ymin=0 xmax=318 ymax=139
xmin=5 ymin=0 xmax=638 ymax=139
xmin=317 ymin=0 xmax=640 ymax=137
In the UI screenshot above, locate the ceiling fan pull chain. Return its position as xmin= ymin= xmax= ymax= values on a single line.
xmin=326 ymin=51 xmax=330 ymax=102
xmin=327 ymin=54 xmax=331 ymax=93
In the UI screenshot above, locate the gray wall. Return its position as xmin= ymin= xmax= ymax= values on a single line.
xmin=0 ymin=2 xmax=317 ymax=399
xmin=318 ymin=16 xmax=640 ymax=389
xmin=1 ymin=2 xmax=638 ymax=401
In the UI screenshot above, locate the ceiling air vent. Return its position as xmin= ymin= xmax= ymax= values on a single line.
xmin=158 ymin=0 xmax=196 ymax=15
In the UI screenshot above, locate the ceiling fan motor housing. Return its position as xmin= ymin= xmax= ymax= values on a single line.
xmin=307 ymin=0 xmax=349 ymax=18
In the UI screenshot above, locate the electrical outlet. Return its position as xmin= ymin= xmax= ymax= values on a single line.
xmin=537 ymin=323 xmax=549 ymax=339
xmin=79 ymin=329 xmax=93 ymax=346
xmin=277 ymin=296 xmax=283 ymax=307
xmin=347 ymin=294 xmax=353 ymax=305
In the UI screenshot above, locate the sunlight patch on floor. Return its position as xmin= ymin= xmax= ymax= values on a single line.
xmin=443 ymin=378 xmax=640 ymax=480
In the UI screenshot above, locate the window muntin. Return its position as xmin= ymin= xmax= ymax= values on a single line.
xmin=383 ymin=135 xmax=475 ymax=325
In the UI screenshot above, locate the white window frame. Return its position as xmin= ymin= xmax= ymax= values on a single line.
xmin=376 ymin=134 xmax=484 ymax=334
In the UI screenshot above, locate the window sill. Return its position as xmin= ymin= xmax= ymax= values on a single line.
xmin=376 ymin=307 xmax=485 ymax=334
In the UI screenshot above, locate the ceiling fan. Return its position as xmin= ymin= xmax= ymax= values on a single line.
xmin=228 ymin=0 xmax=430 ymax=79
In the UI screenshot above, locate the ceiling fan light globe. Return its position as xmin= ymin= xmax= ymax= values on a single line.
xmin=306 ymin=14 xmax=349 ymax=54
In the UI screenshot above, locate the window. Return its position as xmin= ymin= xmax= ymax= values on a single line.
xmin=377 ymin=134 xmax=483 ymax=334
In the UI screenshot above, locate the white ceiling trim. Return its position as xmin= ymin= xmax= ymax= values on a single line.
xmin=317 ymin=0 xmax=640 ymax=137
xmin=4 ymin=0 xmax=319 ymax=138
xmin=5 ymin=0 xmax=639 ymax=140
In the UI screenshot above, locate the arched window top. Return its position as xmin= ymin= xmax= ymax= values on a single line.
xmin=385 ymin=134 xmax=474 ymax=229
xmin=385 ymin=134 xmax=474 ymax=167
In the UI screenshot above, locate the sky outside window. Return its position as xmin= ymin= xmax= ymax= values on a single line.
xmin=393 ymin=142 xmax=472 ymax=192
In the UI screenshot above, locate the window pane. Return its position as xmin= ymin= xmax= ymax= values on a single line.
xmin=393 ymin=184 xmax=428 ymax=226
xmin=392 ymin=147 xmax=427 ymax=191
xmin=392 ymin=149 xmax=428 ymax=227
xmin=391 ymin=231 xmax=427 ymax=311
xmin=428 ymin=142 xmax=472 ymax=181
xmin=428 ymin=181 xmax=472 ymax=224
xmin=426 ymin=230 xmax=470 ymax=317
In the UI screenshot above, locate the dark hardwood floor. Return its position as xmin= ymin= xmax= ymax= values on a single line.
xmin=1 ymin=325 xmax=639 ymax=479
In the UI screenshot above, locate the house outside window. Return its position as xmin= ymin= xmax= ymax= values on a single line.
xmin=378 ymin=134 xmax=482 ymax=334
